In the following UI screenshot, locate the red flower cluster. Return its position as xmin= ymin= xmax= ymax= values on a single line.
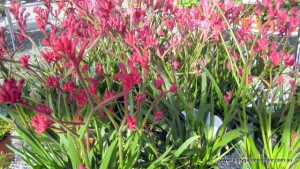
xmin=9 ymin=0 xmax=30 ymax=44
xmin=63 ymin=81 xmax=77 ymax=93
xmin=153 ymin=110 xmax=164 ymax=125
xmin=126 ymin=114 xmax=137 ymax=130
xmin=31 ymin=104 xmax=53 ymax=134
xmin=103 ymin=91 xmax=115 ymax=101
xmin=155 ymin=74 xmax=164 ymax=91
xmin=31 ymin=112 xmax=53 ymax=134
xmin=223 ymin=91 xmax=232 ymax=104
xmin=0 ymin=78 xmax=24 ymax=104
xmin=85 ymin=77 xmax=99 ymax=97
xmin=134 ymin=94 xmax=147 ymax=105
xmin=255 ymin=0 xmax=300 ymax=36
xmin=73 ymin=89 xmax=88 ymax=105
xmin=42 ymin=49 xmax=60 ymax=63
xmin=35 ymin=104 xmax=52 ymax=114
xmin=19 ymin=55 xmax=30 ymax=70
xmin=33 ymin=6 xmax=50 ymax=33
xmin=168 ymin=82 xmax=177 ymax=93
xmin=113 ymin=61 xmax=141 ymax=92
xmin=46 ymin=76 xmax=60 ymax=88
xmin=96 ymin=63 xmax=104 ymax=76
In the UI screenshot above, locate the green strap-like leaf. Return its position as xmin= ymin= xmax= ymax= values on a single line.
xmin=147 ymin=145 xmax=174 ymax=169
xmin=212 ymin=128 xmax=242 ymax=152
xmin=100 ymin=139 xmax=118 ymax=169
xmin=174 ymin=135 xmax=200 ymax=158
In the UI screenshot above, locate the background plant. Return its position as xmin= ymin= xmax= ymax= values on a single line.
xmin=0 ymin=118 xmax=12 ymax=140
xmin=0 ymin=151 xmax=13 ymax=169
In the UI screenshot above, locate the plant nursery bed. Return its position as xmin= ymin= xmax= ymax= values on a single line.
xmin=0 ymin=0 xmax=299 ymax=168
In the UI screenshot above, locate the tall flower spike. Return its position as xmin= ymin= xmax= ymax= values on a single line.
xmin=0 ymin=78 xmax=24 ymax=104
xmin=9 ymin=1 xmax=30 ymax=35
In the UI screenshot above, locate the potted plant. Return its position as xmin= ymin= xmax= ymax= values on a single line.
xmin=0 ymin=151 xmax=13 ymax=169
xmin=0 ymin=117 xmax=13 ymax=152
xmin=0 ymin=117 xmax=13 ymax=168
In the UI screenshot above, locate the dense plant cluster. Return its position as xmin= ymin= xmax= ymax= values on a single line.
xmin=0 ymin=118 xmax=12 ymax=140
xmin=0 ymin=151 xmax=13 ymax=168
xmin=0 ymin=0 xmax=299 ymax=168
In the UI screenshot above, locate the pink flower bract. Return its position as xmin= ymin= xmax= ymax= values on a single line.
xmin=155 ymin=74 xmax=164 ymax=91
xmin=0 ymin=78 xmax=24 ymax=104
xmin=126 ymin=114 xmax=137 ymax=130
xmin=154 ymin=110 xmax=164 ymax=120
xmin=223 ymin=91 xmax=232 ymax=104
xmin=19 ymin=55 xmax=30 ymax=69
xmin=113 ymin=61 xmax=141 ymax=92
xmin=46 ymin=76 xmax=60 ymax=88
xmin=134 ymin=94 xmax=147 ymax=105
xmin=31 ymin=113 xmax=53 ymax=134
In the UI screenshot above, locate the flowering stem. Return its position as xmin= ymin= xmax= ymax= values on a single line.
xmin=79 ymin=139 xmax=91 ymax=168
xmin=29 ymin=69 xmax=45 ymax=84
xmin=73 ymin=63 xmax=96 ymax=167
xmin=219 ymin=32 xmax=239 ymax=85
xmin=73 ymin=63 xmax=95 ymax=106
xmin=85 ymin=132 xmax=90 ymax=152
xmin=249 ymin=21 xmax=270 ymax=56
xmin=118 ymin=133 xmax=124 ymax=167
xmin=214 ymin=3 xmax=245 ymax=61
xmin=79 ymin=91 xmax=128 ymax=139
xmin=49 ymin=126 xmax=66 ymax=133
xmin=103 ymin=107 xmax=119 ymax=129
xmin=22 ymin=34 xmax=55 ymax=74
xmin=118 ymin=94 xmax=129 ymax=168
xmin=56 ymin=120 xmax=85 ymax=125
xmin=141 ymin=92 xmax=165 ymax=130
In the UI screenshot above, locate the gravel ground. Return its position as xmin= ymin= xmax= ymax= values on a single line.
xmin=0 ymin=2 xmax=299 ymax=169
xmin=8 ymin=131 xmax=32 ymax=169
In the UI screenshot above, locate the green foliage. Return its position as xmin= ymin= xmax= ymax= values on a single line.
xmin=0 ymin=118 xmax=12 ymax=141
xmin=179 ymin=0 xmax=198 ymax=8
xmin=0 ymin=7 xmax=5 ymax=17
xmin=0 ymin=151 xmax=13 ymax=169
